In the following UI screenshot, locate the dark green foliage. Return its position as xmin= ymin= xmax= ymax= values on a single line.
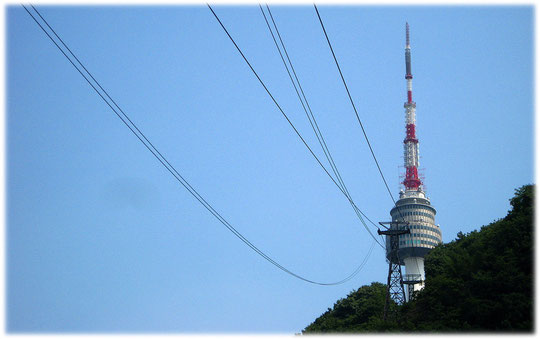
xmin=302 ymin=282 xmax=389 ymax=333
xmin=303 ymin=185 xmax=533 ymax=333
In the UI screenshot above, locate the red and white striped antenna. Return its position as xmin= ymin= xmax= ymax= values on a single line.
xmin=402 ymin=22 xmax=422 ymax=191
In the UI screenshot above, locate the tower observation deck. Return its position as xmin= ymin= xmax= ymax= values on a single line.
xmin=385 ymin=23 xmax=442 ymax=300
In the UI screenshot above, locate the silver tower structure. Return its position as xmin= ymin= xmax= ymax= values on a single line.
xmin=385 ymin=23 xmax=442 ymax=301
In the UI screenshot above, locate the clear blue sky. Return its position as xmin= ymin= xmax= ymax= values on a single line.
xmin=7 ymin=4 xmax=533 ymax=333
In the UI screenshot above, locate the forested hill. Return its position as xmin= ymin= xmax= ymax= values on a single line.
xmin=302 ymin=185 xmax=533 ymax=333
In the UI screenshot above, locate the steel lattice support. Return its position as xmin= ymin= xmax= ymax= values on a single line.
xmin=378 ymin=222 xmax=409 ymax=321
xmin=386 ymin=261 xmax=406 ymax=307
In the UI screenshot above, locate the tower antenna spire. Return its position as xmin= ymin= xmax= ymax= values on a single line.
xmin=403 ymin=22 xmax=419 ymax=189
xmin=406 ymin=22 xmax=410 ymax=47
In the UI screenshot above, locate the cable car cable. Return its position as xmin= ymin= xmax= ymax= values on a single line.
xmin=22 ymin=3 xmax=378 ymax=285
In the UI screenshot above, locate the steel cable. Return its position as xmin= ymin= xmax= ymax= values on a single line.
xmin=23 ymin=3 xmax=377 ymax=285
xmin=259 ymin=4 xmax=382 ymax=237
xmin=208 ymin=4 xmax=384 ymax=249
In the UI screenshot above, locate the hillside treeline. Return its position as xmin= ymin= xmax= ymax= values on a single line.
xmin=303 ymin=185 xmax=533 ymax=333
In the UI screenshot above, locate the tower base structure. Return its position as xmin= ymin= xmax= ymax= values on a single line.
xmin=386 ymin=189 xmax=442 ymax=302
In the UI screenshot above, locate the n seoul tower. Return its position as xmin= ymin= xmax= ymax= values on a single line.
xmin=385 ymin=23 xmax=443 ymax=300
